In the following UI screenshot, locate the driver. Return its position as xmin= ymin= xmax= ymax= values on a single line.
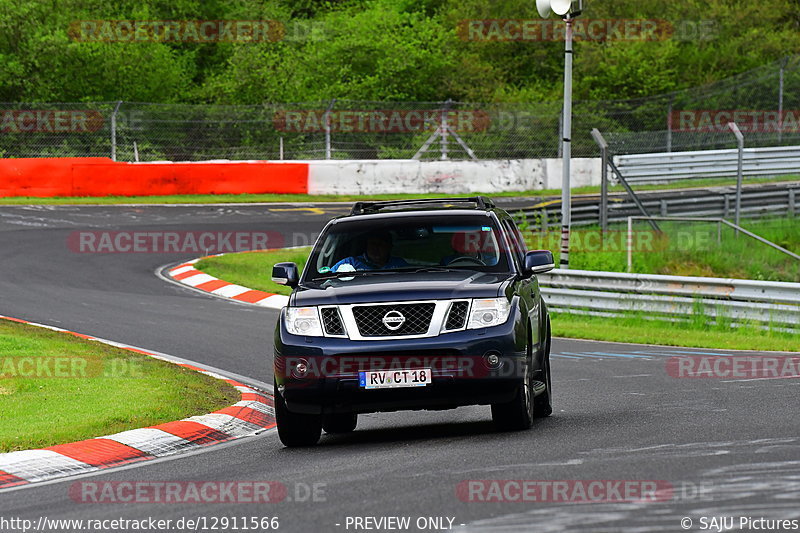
xmin=333 ymin=230 xmax=408 ymax=271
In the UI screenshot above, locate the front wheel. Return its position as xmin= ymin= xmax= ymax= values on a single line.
xmin=533 ymin=317 xmax=553 ymax=418
xmin=275 ymin=382 xmax=322 ymax=447
xmin=491 ymin=360 xmax=534 ymax=431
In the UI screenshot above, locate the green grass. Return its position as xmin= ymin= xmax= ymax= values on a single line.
xmin=552 ymin=312 xmax=798 ymax=352
xmin=0 ymin=320 xmax=239 ymax=452
xmin=1 ymin=176 xmax=797 ymax=205
xmin=519 ymin=216 xmax=800 ymax=282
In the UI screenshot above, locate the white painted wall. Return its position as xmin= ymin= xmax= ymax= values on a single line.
xmin=306 ymin=158 xmax=601 ymax=195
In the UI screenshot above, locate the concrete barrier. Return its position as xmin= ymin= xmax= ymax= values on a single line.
xmin=307 ymin=158 xmax=600 ymax=195
xmin=0 ymin=157 xmax=601 ymax=198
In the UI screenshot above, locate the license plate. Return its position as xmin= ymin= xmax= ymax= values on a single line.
xmin=359 ymin=368 xmax=432 ymax=389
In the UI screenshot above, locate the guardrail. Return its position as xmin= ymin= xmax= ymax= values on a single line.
xmin=538 ymin=269 xmax=800 ymax=328
xmin=516 ymin=183 xmax=799 ymax=227
xmin=614 ymin=145 xmax=800 ymax=184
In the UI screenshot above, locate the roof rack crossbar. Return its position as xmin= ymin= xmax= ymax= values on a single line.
xmin=350 ymin=196 xmax=495 ymax=215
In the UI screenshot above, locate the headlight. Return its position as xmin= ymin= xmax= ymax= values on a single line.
xmin=285 ymin=307 xmax=324 ymax=336
xmin=467 ymin=298 xmax=512 ymax=329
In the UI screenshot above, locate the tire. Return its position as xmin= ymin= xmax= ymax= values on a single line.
xmin=491 ymin=356 xmax=534 ymax=432
xmin=533 ymin=316 xmax=553 ymax=418
xmin=322 ymin=413 xmax=358 ymax=434
xmin=275 ymin=382 xmax=322 ymax=447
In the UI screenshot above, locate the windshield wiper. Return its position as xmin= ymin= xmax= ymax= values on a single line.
xmin=315 ymin=266 xmax=462 ymax=281
xmin=315 ymin=270 xmax=395 ymax=281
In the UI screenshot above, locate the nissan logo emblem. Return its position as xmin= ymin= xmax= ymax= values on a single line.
xmin=382 ymin=310 xmax=406 ymax=331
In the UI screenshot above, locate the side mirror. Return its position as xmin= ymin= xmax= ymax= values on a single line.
xmin=272 ymin=262 xmax=299 ymax=287
xmin=523 ymin=250 xmax=555 ymax=276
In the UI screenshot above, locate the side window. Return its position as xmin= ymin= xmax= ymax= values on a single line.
xmin=501 ymin=218 xmax=525 ymax=266
xmin=510 ymin=219 xmax=527 ymax=254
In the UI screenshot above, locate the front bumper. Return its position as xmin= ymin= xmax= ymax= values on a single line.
xmin=273 ymin=308 xmax=526 ymax=415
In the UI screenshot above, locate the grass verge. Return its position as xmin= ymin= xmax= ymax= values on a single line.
xmin=0 ymin=320 xmax=239 ymax=452
xmin=551 ymin=312 xmax=798 ymax=352
xmin=1 ymin=176 xmax=797 ymax=205
xmin=194 ymin=247 xmax=798 ymax=351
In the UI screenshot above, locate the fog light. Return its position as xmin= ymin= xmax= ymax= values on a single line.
xmin=485 ymin=352 xmax=501 ymax=368
xmin=292 ymin=359 xmax=309 ymax=378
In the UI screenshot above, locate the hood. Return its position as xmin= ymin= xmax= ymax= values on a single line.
xmin=292 ymin=271 xmax=512 ymax=306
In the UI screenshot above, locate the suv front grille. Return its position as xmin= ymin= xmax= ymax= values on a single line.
xmin=352 ymin=303 xmax=435 ymax=337
xmin=321 ymin=307 xmax=345 ymax=336
xmin=444 ymin=301 xmax=469 ymax=331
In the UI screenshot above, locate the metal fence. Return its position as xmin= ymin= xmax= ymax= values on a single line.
xmin=614 ymin=145 xmax=800 ymax=183
xmin=4 ymin=55 xmax=800 ymax=161
xmin=538 ymin=269 xmax=800 ymax=328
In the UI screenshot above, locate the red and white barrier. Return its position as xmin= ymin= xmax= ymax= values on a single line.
xmin=0 ymin=157 xmax=601 ymax=198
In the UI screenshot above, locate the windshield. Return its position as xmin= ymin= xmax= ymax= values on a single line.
xmin=303 ymin=214 xmax=513 ymax=282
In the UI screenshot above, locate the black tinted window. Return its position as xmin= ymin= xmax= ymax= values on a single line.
xmin=304 ymin=215 xmax=513 ymax=281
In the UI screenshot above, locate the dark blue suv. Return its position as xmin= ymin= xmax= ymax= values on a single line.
xmin=272 ymin=197 xmax=554 ymax=446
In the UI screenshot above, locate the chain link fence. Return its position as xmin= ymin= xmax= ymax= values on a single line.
xmin=2 ymin=56 xmax=800 ymax=161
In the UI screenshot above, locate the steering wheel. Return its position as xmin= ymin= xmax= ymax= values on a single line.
xmin=446 ymin=255 xmax=486 ymax=266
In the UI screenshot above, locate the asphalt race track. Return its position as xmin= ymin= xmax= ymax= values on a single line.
xmin=0 ymin=204 xmax=798 ymax=533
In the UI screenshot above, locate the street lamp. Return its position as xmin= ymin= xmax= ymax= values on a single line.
xmin=537 ymin=0 xmax=582 ymax=269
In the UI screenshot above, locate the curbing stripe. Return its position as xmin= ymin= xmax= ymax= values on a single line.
xmin=232 ymin=290 xmax=274 ymax=304
xmin=230 ymin=400 xmax=276 ymax=417
xmin=181 ymin=413 xmax=264 ymax=437
xmin=151 ymin=421 xmax=233 ymax=446
xmin=212 ymin=284 xmax=252 ymax=298
xmin=169 ymin=265 xmax=197 ymax=276
xmin=195 ymin=279 xmax=231 ymax=292
xmin=172 ymin=269 xmax=202 ymax=281
xmin=47 ymin=439 xmax=151 ymax=469
xmin=0 ymin=314 xmax=275 ymax=490
xmin=165 ymin=253 xmax=289 ymax=310
xmin=182 ymin=273 xmax=217 ymax=287
xmin=0 ymin=450 xmax=99 ymax=484
xmin=240 ymin=392 xmax=272 ymax=405
xmin=216 ymin=406 xmax=277 ymax=428
xmin=102 ymin=428 xmax=197 ymax=457
xmin=0 ymin=471 xmax=26 ymax=487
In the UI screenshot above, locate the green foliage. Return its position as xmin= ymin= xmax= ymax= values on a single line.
xmin=2 ymin=0 xmax=800 ymax=104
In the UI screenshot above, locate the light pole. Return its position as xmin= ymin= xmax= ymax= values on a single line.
xmin=537 ymin=0 xmax=582 ymax=269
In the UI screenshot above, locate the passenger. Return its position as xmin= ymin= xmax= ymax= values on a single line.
xmin=333 ymin=230 xmax=408 ymax=271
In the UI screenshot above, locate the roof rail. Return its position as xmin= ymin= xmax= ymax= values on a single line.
xmin=350 ymin=196 xmax=496 ymax=216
